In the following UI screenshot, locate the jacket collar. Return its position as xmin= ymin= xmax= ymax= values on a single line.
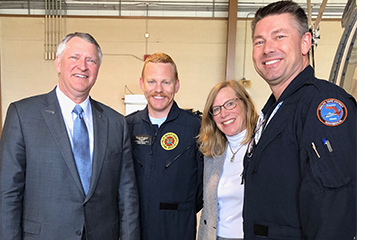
xmin=277 ymin=65 xmax=314 ymax=102
xmin=140 ymin=101 xmax=180 ymax=124
xmin=262 ymin=65 xmax=314 ymax=116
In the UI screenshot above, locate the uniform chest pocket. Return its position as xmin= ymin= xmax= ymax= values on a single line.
xmin=307 ymin=140 xmax=351 ymax=188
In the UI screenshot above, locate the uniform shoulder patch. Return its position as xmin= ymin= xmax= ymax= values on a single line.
xmin=317 ymin=98 xmax=348 ymax=126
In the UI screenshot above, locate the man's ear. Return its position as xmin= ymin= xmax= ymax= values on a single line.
xmin=174 ymin=79 xmax=180 ymax=93
xmin=301 ymin=32 xmax=312 ymax=56
xmin=55 ymin=56 xmax=61 ymax=74
xmin=139 ymin=77 xmax=145 ymax=91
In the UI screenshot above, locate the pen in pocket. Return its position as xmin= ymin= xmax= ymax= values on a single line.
xmin=322 ymin=138 xmax=333 ymax=152
xmin=311 ymin=142 xmax=320 ymax=158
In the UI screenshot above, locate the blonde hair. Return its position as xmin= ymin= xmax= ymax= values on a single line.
xmin=197 ymin=80 xmax=258 ymax=157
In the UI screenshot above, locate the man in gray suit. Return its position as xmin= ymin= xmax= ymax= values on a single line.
xmin=0 ymin=32 xmax=140 ymax=240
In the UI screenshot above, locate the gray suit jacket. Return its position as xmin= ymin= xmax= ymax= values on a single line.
xmin=0 ymin=88 xmax=140 ymax=240
xmin=197 ymin=150 xmax=227 ymax=240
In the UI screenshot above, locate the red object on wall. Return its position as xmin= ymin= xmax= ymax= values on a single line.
xmin=144 ymin=54 xmax=150 ymax=61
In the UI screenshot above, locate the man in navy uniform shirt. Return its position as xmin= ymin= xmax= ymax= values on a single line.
xmin=242 ymin=1 xmax=356 ymax=239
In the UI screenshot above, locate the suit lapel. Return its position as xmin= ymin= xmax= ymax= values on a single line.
xmin=41 ymin=89 xmax=85 ymax=194
xmin=85 ymin=99 xmax=108 ymax=201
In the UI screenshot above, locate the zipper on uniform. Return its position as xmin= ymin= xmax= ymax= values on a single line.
xmin=164 ymin=145 xmax=192 ymax=170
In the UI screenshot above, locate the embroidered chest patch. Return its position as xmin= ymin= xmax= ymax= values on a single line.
xmin=317 ymin=98 xmax=348 ymax=126
xmin=160 ymin=132 xmax=179 ymax=150
xmin=133 ymin=135 xmax=152 ymax=145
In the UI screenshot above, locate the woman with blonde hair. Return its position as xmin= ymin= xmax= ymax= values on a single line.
xmin=197 ymin=80 xmax=258 ymax=240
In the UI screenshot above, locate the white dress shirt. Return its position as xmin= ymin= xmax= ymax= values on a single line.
xmin=56 ymin=85 xmax=94 ymax=160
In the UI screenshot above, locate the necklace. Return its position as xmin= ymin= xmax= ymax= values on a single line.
xmin=228 ymin=142 xmax=245 ymax=162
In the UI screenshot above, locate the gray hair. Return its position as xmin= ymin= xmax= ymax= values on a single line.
xmin=56 ymin=32 xmax=102 ymax=65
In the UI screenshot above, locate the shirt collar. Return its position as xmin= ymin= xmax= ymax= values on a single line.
xmin=56 ymin=85 xmax=91 ymax=119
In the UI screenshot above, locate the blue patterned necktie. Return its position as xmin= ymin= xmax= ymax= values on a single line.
xmin=72 ymin=105 xmax=91 ymax=195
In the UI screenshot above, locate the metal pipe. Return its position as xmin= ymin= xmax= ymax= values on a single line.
xmin=58 ymin=0 xmax=61 ymax=52
xmin=45 ymin=0 xmax=50 ymax=60
xmin=52 ymin=0 xmax=55 ymax=60
xmin=44 ymin=0 xmax=47 ymax=60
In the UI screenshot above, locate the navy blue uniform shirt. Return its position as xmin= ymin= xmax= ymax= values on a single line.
xmin=126 ymin=101 xmax=203 ymax=240
xmin=243 ymin=66 xmax=356 ymax=240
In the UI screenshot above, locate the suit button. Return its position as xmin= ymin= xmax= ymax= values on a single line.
xmin=204 ymin=220 xmax=207 ymax=225
xmin=76 ymin=230 xmax=82 ymax=236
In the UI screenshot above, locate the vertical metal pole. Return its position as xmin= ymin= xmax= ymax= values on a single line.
xmin=52 ymin=0 xmax=55 ymax=59
xmin=145 ymin=3 xmax=149 ymax=55
xmin=119 ymin=0 xmax=122 ymax=16
xmin=212 ymin=0 xmax=215 ymax=18
xmin=57 ymin=0 xmax=61 ymax=50
xmin=45 ymin=0 xmax=49 ymax=60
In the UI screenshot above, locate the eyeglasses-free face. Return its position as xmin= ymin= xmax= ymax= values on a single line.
xmin=56 ymin=36 xmax=100 ymax=104
xmin=139 ymin=62 xmax=180 ymax=118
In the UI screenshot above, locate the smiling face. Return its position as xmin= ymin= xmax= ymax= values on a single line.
xmin=55 ymin=36 xmax=100 ymax=104
xmin=140 ymin=62 xmax=180 ymax=118
xmin=252 ymin=13 xmax=311 ymax=99
xmin=212 ymin=87 xmax=247 ymax=137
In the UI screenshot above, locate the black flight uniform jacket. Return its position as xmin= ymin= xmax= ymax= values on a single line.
xmin=126 ymin=101 xmax=203 ymax=240
xmin=243 ymin=66 xmax=356 ymax=240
